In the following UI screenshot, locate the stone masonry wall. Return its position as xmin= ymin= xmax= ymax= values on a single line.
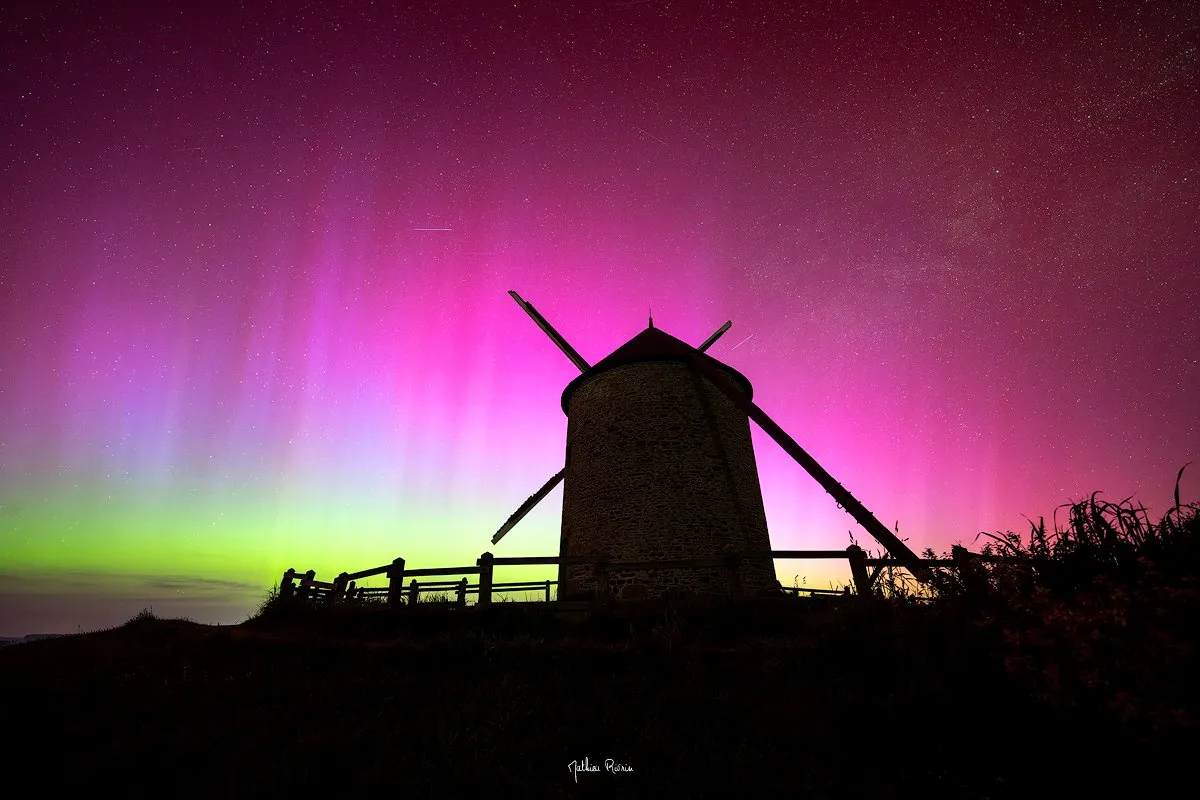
xmin=559 ymin=360 xmax=778 ymax=600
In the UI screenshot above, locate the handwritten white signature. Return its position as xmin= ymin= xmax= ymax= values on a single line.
xmin=568 ymin=757 xmax=633 ymax=782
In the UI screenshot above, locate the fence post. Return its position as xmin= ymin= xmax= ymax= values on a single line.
xmin=387 ymin=557 xmax=406 ymax=607
xmin=724 ymin=551 xmax=743 ymax=601
xmin=478 ymin=552 xmax=494 ymax=607
xmin=544 ymin=579 xmax=551 ymax=602
xmin=347 ymin=580 xmax=357 ymax=600
xmin=847 ymin=546 xmax=872 ymax=598
xmin=300 ymin=569 xmax=316 ymax=601
xmin=280 ymin=568 xmax=296 ymax=598
xmin=951 ymin=544 xmax=985 ymax=595
xmin=408 ymin=579 xmax=421 ymax=606
xmin=331 ymin=572 xmax=348 ymax=604
xmin=457 ymin=577 xmax=468 ymax=606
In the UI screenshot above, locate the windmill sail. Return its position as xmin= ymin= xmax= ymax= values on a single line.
xmin=508 ymin=291 xmax=590 ymax=372
xmin=683 ymin=352 xmax=931 ymax=581
xmin=492 ymin=468 xmax=566 ymax=545
xmin=697 ymin=320 xmax=732 ymax=352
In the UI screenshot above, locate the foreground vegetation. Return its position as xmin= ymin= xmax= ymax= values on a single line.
xmin=2 ymin=474 xmax=1196 ymax=796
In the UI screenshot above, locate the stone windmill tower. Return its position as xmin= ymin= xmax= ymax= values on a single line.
xmin=493 ymin=291 xmax=928 ymax=601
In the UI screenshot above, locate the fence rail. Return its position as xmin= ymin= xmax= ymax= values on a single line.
xmin=781 ymin=586 xmax=851 ymax=597
xmin=278 ymin=545 xmax=1010 ymax=609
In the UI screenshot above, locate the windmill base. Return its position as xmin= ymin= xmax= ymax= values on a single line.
xmin=560 ymin=566 xmax=782 ymax=603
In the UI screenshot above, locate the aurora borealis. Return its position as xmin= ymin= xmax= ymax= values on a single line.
xmin=1 ymin=1 xmax=1197 ymax=635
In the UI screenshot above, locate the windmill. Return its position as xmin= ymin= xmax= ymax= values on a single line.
xmin=494 ymin=290 xmax=928 ymax=601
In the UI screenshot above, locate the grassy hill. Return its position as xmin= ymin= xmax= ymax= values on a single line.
xmin=2 ymin=485 xmax=1195 ymax=797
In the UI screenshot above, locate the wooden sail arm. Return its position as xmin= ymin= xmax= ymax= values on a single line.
xmin=683 ymin=352 xmax=931 ymax=582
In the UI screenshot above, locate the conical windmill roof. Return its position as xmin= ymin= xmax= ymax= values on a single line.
xmin=560 ymin=326 xmax=754 ymax=414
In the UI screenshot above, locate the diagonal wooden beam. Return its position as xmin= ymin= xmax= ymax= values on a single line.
xmin=508 ymin=291 xmax=590 ymax=372
xmin=491 ymin=468 xmax=566 ymax=545
xmin=683 ymin=353 xmax=932 ymax=582
xmin=697 ymin=320 xmax=732 ymax=352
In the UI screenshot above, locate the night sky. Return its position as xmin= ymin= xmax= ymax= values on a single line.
xmin=2 ymin=0 xmax=1197 ymax=635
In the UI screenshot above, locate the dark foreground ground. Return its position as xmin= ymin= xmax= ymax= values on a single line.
xmin=1 ymin=596 xmax=1193 ymax=797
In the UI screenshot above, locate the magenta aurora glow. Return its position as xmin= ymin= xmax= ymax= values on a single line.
xmin=1 ymin=0 xmax=1197 ymax=635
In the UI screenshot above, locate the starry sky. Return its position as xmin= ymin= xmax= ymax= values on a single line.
xmin=1 ymin=0 xmax=1197 ymax=635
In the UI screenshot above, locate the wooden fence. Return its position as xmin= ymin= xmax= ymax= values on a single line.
xmin=278 ymin=545 xmax=1008 ymax=608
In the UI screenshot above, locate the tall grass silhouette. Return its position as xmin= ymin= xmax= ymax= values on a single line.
xmin=906 ymin=464 xmax=1199 ymax=736
xmin=924 ymin=462 xmax=1197 ymax=603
